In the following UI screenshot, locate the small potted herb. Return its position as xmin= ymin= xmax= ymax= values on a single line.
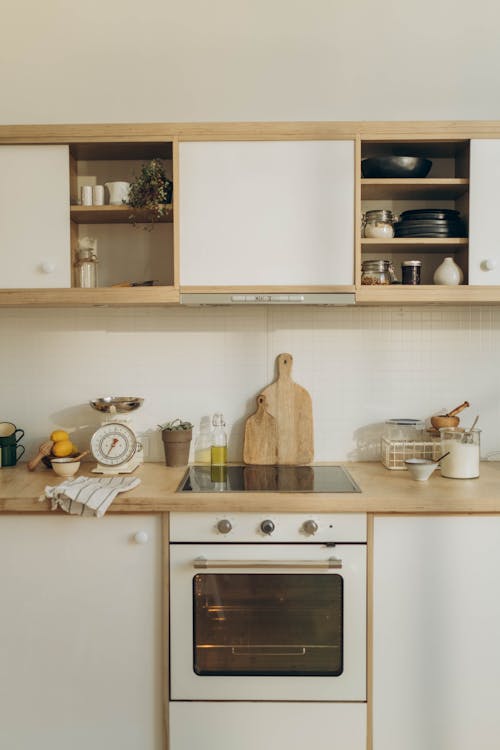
xmin=158 ymin=419 xmax=193 ymax=466
xmin=127 ymin=158 xmax=173 ymax=230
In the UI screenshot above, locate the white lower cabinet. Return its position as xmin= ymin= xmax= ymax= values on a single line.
xmin=170 ymin=702 xmax=366 ymax=749
xmin=0 ymin=515 xmax=162 ymax=750
xmin=373 ymin=516 xmax=500 ymax=750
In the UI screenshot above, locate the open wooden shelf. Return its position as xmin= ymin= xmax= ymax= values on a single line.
xmin=70 ymin=204 xmax=173 ymax=224
xmin=361 ymin=237 xmax=468 ymax=254
xmin=355 ymin=285 xmax=500 ymax=305
xmin=361 ymin=178 xmax=469 ymax=200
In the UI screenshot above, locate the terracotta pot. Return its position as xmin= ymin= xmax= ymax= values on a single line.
xmin=161 ymin=429 xmax=192 ymax=467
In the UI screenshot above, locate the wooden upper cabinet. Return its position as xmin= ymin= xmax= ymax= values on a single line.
xmin=0 ymin=145 xmax=71 ymax=288
xmin=178 ymin=140 xmax=355 ymax=288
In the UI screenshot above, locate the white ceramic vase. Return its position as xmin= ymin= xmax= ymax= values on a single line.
xmin=433 ymin=256 xmax=463 ymax=285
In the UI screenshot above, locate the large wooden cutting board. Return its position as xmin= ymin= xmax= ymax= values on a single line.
xmin=243 ymin=353 xmax=314 ymax=465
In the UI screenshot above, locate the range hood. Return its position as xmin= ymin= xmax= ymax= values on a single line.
xmin=180 ymin=291 xmax=356 ymax=306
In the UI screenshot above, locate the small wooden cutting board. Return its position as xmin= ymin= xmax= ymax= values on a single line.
xmin=243 ymin=353 xmax=314 ymax=465
xmin=243 ymin=394 xmax=278 ymax=465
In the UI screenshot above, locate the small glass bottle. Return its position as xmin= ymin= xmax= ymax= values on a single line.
xmin=194 ymin=416 xmax=213 ymax=464
xmin=74 ymin=247 xmax=98 ymax=288
xmin=211 ymin=413 xmax=227 ymax=466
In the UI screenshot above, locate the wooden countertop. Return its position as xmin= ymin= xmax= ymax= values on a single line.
xmin=2 ymin=461 xmax=500 ymax=514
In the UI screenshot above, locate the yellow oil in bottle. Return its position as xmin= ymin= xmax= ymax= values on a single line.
xmin=211 ymin=445 xmax=227 ymax=466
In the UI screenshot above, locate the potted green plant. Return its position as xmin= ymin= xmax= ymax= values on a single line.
xmin=127 ymin=158 xmax=173 ymax=230
xmin=159 ymin=419 xmax=193 ymax=466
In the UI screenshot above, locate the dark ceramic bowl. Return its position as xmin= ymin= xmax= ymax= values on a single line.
xmin=361 ymin=156 xmax=432 ymax=178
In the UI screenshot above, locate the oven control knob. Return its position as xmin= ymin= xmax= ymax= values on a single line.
xmin=261 ymin=519 xmax=275 ymax=535
xmin=216 ymin=519 xmax=232 ymax=535
xmin=302 ymin=519 xmax=319 ymax=536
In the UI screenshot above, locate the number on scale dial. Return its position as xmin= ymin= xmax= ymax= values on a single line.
xmin=90 ymin=422 xmax=137 ymax=466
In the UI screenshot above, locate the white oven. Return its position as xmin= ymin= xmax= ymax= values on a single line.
xmin=169 ymin=512 xmax=366 ymax=702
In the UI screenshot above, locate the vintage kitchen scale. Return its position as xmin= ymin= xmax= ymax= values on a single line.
xmin=89 ymin=396 xmax=144 ymax=474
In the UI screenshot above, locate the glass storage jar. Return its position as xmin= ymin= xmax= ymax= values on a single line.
xmin=361 ymin=260 xmax=396 ymax=285
xmin=363 ymin=209 xmax=395 ymax=239
xmin=401 ymin=260 xmax=422 ymax=285
xmin=74 ymin=247 xmax=98 ymax=288
xmin=439 ymin=427 xmax=480 ymax=479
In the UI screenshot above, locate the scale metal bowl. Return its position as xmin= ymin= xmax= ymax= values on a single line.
xmin=89 ymin=396 xmax=144 ymax=414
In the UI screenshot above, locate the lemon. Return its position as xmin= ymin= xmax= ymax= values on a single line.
xmin=50 ymin=429 xmax=69 ymax=443
xmin=52 ymin=439 xmax=73 ymax=458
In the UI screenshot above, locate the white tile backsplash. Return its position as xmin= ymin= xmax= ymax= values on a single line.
xmin=2 ymin=305 xmax=500 ymax=463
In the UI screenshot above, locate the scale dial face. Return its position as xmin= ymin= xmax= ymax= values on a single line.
xmin=90 ymin=422 xmax=137 ymax=466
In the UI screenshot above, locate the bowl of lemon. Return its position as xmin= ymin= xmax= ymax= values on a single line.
xmin=41 ymin=429 xmax=81 ymax=471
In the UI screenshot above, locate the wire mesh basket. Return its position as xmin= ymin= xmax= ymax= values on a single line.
xmin=381 ymin=436 xmax=442 ymax=470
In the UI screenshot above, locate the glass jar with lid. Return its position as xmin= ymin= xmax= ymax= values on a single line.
xmin=361 ymin=259 xmax=396 ymax=285
xmin=74 ymin=247 xmax=98 ymax=288
xmin=363 ymin=209 xmax=395 ymax=239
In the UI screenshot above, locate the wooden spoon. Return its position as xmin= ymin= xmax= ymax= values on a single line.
xmin=27 ymin=440 xmax=54 ymax=471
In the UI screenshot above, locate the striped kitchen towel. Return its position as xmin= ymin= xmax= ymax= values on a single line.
xmin=40 ymin=475 xmax=141 ymax=517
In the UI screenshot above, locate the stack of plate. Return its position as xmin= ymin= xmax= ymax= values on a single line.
xmin=394 ymin=209 xmax=466 ymax=238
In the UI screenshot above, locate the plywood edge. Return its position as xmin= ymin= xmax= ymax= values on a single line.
xmin=3 ymin=120 xmax=500 ymax=144
xmin=355 ymin=285 xmax=500 ymax=305
xmin=0 ymin=287 xmax=180 ymax=307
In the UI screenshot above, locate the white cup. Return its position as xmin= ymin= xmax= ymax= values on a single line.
xmin=105 ymin=181 xmax=130 ymax=205
xmin=81 ymin=185 xmax=93 ymax=206
xmin=93 ymin=185 xmax=104 ymax=205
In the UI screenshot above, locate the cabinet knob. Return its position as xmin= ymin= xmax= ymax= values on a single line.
xmin=482 ymin=258 xmax=497 ymax=271
xmin=40 ymin=261 xmax=56 ymax=274
xmin=134 ymin=530 xmax=149 ymax=544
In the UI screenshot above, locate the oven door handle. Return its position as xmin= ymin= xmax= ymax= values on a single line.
xmin=192 ymin=557 xmax=342 ymax=570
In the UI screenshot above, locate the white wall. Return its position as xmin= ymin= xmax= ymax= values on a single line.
xmin=1 ymin=0 xmax=500 ymax=123
xmin=2 ymin=1 xmax=500 ymax=467
xmin=3 ymin=305 xmax=499 ymax=463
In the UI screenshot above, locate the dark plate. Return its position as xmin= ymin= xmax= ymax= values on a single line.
xmin=395 ymin=230 xmax=466 ymax=238
xmin=396 ymin=220 xmax=465 ymax=229
xmin=400 ymin=208 xmax=460 ymax=220
xmin=361 ymin=156 xmax=432 ymax=179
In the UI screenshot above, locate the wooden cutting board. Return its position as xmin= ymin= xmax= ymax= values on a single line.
xmin=243 ymin=394 xmax=278 ymax=465
xmin=243 ymin=353 xmax=314 ymax=465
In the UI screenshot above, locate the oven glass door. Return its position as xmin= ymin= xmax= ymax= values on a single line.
xmin=170 ymin=544 xmax=366 ymax=701
xmin=193 ymin=572 xmax=343 ymax=676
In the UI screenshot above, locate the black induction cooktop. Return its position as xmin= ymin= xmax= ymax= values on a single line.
xmin=177 ymin=465 xmax=361 ymax=493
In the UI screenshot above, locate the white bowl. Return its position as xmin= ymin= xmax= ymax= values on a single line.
xmin=404 ymin=458 xmax=437 ymax=481
xmin=51 ymin=458 xmax=81 ymax=479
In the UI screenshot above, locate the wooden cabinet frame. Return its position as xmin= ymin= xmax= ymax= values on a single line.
xmin=3 ymin=121 xmax=500 ymax=306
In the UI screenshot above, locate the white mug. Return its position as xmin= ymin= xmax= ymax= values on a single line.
xmin=93 ymin=185 xmax=104 ymax=205
xmin=105 ymin=181 xmax=130 ymax=205
xmin=81 ymin=185 xmax=93 ymax=206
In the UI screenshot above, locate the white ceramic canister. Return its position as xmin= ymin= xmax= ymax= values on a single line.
xmin=439 ymin=427 xmax=480 ymax=478
xmin=433 ymin=257 xmax=464 ymax=285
